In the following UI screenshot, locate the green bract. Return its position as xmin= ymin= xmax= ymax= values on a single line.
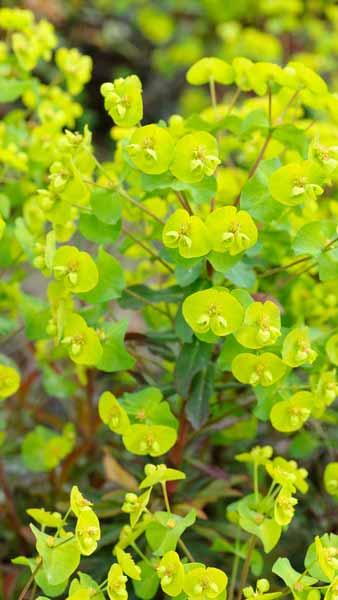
xmin=98 ymin=391 xmax=130 ymax=434
xmin=186 ymin=57 xmax=234 ymax=85
xmin=270 ymin=391 xmax=314 ymax=432
xmin=183 ymin=566 xmax=228 ymax=600
xmin=127 ymin=124 xmax=174 ymax=174
xmin=123 ymin=424 xmax=177 ymax=457
xmin=269 ymin=161 xmax=324 ymax=207
xmin=324 ymin=463 xmax=338 ymax=498
xmin=107 ymin=563 xmax=128 ymax=600
xmin=162 ymin=209 xmax=211 ymax=258
xmin=75 ymin=506 xmax=101 ymax=556
xmin=235 ymin=301 xmax=281 ymax=349
xmin=61 ymin=313 xmax=103 ymax=365
xmin=139 ymin=463 xmax=185 ymax=489
xmin=0 ymin=364 xmax=20 ymax=399
xmin=282 ymin=327 xmax=317 ymax=368
xmin=205 ymin=206 xmax=257 ymax=256
xmin=326 ymin=334 xmax=338 ymax=366
xmin=157 ymin=551 xmax=184 ymax=596
xmin=101 ymin=75 xmax=143 ymax=127
xmin=53 ymin=246 xmax=98 ymax=293
xmin=182 ymin=288 xmax=244 ymax=336
xmin=232 ymin=352 xmax=286 ymax=387
xmin=170 ymin=132 xmax=220 ymax=183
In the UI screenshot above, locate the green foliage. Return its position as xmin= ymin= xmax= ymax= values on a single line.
xmin=0 ymin=5 xmax=338 ymax=600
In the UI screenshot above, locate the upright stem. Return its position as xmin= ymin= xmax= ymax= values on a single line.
xmin=18 ymin=559 xmax=42 ymax=600
xmin=209 ymin=78 xmax=217 ymax=110
xmin=236 ymin=536 xmax=256 ymax=600
xmin=161 ymin=482 xmax=171 ymax=513
xmin=122 ymin=225 xmax=174 ymax=273
xmin=228 ymin=530 xmax=241 ymax=600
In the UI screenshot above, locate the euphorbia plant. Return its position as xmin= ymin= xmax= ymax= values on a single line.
xmin=0 ymin=7 xmax=337 ymax=600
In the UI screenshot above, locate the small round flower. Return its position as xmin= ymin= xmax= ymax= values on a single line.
xmin=326 ymin=334 xmax=338 ymax=366
xmin=324 ymin=463 xmax=338 ymax=498
xmin=183 ymin=566 xmax=228 ymax=600
xmin=107 ymin=563 xmax=128 ymax=600
xmin=170 ymin=131 xmax=220 ymax=184
xmin=127 ymin=124 xmax=174 ymax=174
xmin=206 ymin=206 xmax=257 ymax=256
xmin=274 ymin=489 xmax=298 ymax=526
xmin=182 ymin=287 xmax=244 ymax=337
xmin=53 ymin=246 xmax=98 ymax=293
xmin=98 ymin=391 xmax=130 ymax=434
xmin=0 ymin=364 xmax=20 ymax=400
xmin=157 ymin=551 xmax=184 ymax=596
xmin=162 ymin=209 xmax=211 ymax=258
xmin=269 ymin=161 xmax=324 ymax=207
xmin=75 ymin=506 xmax=101 ymax=556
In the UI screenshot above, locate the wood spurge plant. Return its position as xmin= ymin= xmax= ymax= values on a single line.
xmin=0 ymin=5 xmax=337 ymax=600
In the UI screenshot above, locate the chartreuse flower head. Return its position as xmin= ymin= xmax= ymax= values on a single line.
xmin=236 ymin=445 xmax=273 ymax=466
xmin=279 ymin=61 xmax=328 ymax=95
xmin=157 ymin=551 xmax=184 ymax=596
xmin=115 ymin=547 xmax=141 ymax=580
xmin=0 ymin=364 xmax=20 ymax=399
xmin=270 ymin=391 xmax=314 ymax=433
xmin=282 ymin=327 xmax=317 ymax=368
xmin=107 ymin=563 xmax=128 ymax=600
xmin=186 ymin=57 xmax=234 ymax=85
xmin=75 ymin=506 xmax=101 ymax=556
xmin=232 ymin=352 xmax=286 ymax=387
xmin=127 ymin=124 xmax=174 ymax=174
xmin=61 ymin=313 xmax=103 ymax=366
xmin=235 ymin=301 xmax=281 ymax=349
xmin=170 ymin=131 xmax=220 ymax=184
xmin=123 ymin=424 xmax=177 ymax=457
xmin=139 ymin=463 xmax=185 ymax=489
xmin=183 ymin=566 xmax=228 ymax=600
xmin=274 ymin=489 xmax=298 ymax=526
xmin=122 ymin=488 xmax=151 ymax=528
xmin=53 ymin=246 xmax=98 ymax=293
xmin=324 ymin=463 xmax=338 ymax=498
xmin=98 ymin=391 xmax=130 ymax=434
xmin=309 ymin=141 xmax=338 ymax=176
xmin=101 ymin=75 xmax=143 ymax=127
xmin=269 ymin=161 xmax=324 ymax=207
xmin=205 ymin=206 xmax=257 ymax=256
xmin=162 ymin=209 xmax=211 ymax=258
xmin=315 ymin=535 xmax=338 ymax=581
xmin=313 ymin=370 xmax=337 ymax=416
xmin=265 ymin=457 xmax=308 ymax=494
xmin=183 ymin=287 xmax=244 ymax=337
xmin=55 ymin=48 xmax=92 ymax=95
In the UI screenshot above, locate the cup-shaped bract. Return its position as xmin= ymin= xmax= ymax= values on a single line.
xmin=157 ymin=551 xmax=184 ymax=596
xmin=205 ymin=206 xmax=257 ymax=256
xmin=70 ymin=485 xmax=93 ymax=517
xmin=162 ymin=209 xmax=211 ymax=258
xmin=282 ymin=327 xmax=317 ymax=368
xmin=186 ymin=57 xmax=234 ymax=85
xmin=326 ymin=334 xmax=338 ymax=366
xmin=53 ymin=246 xmax=98 ymax=293
xmin=98 ymin=391 xmax=130 ymax=434
xmin=235 ymin=301 xmax=281 ymax=349
xmin=0 ymin=364 xmax=20 ymax=399
xmin=75 ymin=506 xmax=101 ymax=556
xmin=182 ymin=287 xmax=244 ymax=337
xmin=127 ymin=124 xmax=174 ymax=174
xmin=61 ymin=313 xmax=103 ymax=366
xmin=170 ymin=131 xmax=220 ymax=184
xmin=123 ymin=424 xmax=177 ymax=457
xmin=270 ymin=391 xmax=314 ymax=432
xmin=269 ymin=160 xmax=324 ymax=207
xmin=232 ymin=352 xmax=286 ymax=387
xmin=55 ymin=48 xmax=92 ymax=96
xmin=115 ymin=547 xmax=141 ymax=580
xmin=101 ymin=75 xmax=143 ymax=127
xmin=183 ymin=566 xmax=228 ymax=600
xmin=324 ymin=463 xmax=338 ymax=499
xmin=278 ymin=61 xmax=328 ymax=95
xmin=274 ymin=489 xmax=298 ymax=526
xmin=139 ymin=463 xmax=185 ymax=489
xmin=107 ymin=563 xmax=128 ymax=600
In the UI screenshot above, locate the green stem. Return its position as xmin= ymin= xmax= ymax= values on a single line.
xmin=209 ymin=77 xmax=217 ymax=110
xmin=236 ymin=536 xmax=256 ymax=600
xmin=178 ymin=538 xmax=195 ymax=562
xmin=131 ymin=541 xmax=151 ymax=565
xmin=18 ymin=558 xmax=42 ymax=600
xmin=228 ymin=530 xmax=241 ymax=600
xmin=161 ymin=481 xmax=171 ymax=513
xmin=122 ymin=225 xmax=174 ymax=273
xmin=253 ymin=463 xmax=259 ymax=504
